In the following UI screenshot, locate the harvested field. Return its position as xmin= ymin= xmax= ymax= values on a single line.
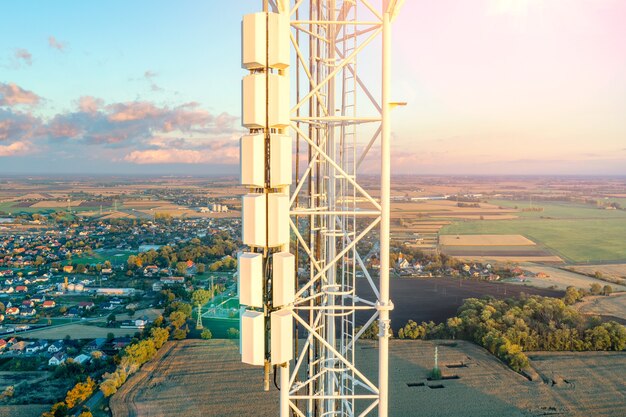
xmin=512 ymin=264 xmax=626 ymax=292
xmin=0 ymin=404 xmax=51 ymax=417
xmin=526 ymin=351 xmax=626 ymax=416
xmin=111 ymin=339 xmax=626 ymax=417
xmin=100 ymin=212 xmax=133 ymax=219
xmin=123 ymin=200 xmax=172 ymax=208
xmin=356 ymin=277 xmax=563 ymax=331
xmin=454 ymin=255 xmax=564 ymax=263
xmin=566 ymin=264 xmax=626 ymax=282
xmin=30 ymin=200 xmax=84 ymax=208
xmin=575 ymin=293 xmax=626 ymax=322
xmin=110 ymin=340 xmax=279 ymax=417
xmin=432 ymin=214 xmax=519 ymax=220
xmin=442 ymin=246 xmax=550 ymax=257
xmin=21 ymin=323 xmax=140 ymax=339
xmin=440 ymin=234 xmax=535 ymax=246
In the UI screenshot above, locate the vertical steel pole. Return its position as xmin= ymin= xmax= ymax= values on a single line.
xmin=378 ymin=6 xmax=392 ymax=417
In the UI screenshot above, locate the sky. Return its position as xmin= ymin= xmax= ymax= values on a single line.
xmin=0 ymin=0 xmax=625 ymax=176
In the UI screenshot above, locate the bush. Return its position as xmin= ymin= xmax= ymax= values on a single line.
xmin=226 ymin=328 xmax=240 ymax=339
xmin=200 ymin=328 xmax=213 ymax=340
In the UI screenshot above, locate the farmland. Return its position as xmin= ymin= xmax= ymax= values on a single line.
xmin=574 ymin=293 xmax=626 ymax=323
xmin=110 ymin=339 xmax=626 ymax=417
xmin=441 ymin=217 xmax=626 ymax=263
xmin=566 ymin=263 xmax=626 ymax=284
xmin=356 ymin=277 xmax=563 ymax=331
xmin=506 ymin=264 xmax=626 ymax=292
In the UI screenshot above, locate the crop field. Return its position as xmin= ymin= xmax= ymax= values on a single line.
xmin=439 ymin=234 xmax=535 ymax=246
xmin=356 ymin=277 xmax=563 ymax=331
xmin=437 ymin=199 xmax=626 ymax=263
xmin=110 ymin=340 xmax=279 ymax=417
xmin=110 ymin=339 xmax=626 ymax=417
xmin=566 ymin=263 xmax=626 ymax=283
xmin=439 ymin=234 xmax=563 ymax=263
xmin=0 ymin=404 xmax=51 ymax=417
xmin=508 ymin=264 xmax=626 ymax=292
xmin=30 ymin=200 xmax=85 ymax=208
xmin=574 ymin=293 xmax=626 ymax=322
xmin=441 ymin=218 xmax=626 ymax=263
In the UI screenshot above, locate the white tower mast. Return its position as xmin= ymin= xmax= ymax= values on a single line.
xmin=239 ymin=1 xmax=403 ymax=416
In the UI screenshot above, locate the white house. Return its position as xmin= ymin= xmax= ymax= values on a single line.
xmin=48 ymin=352 xmax=67 ymax=366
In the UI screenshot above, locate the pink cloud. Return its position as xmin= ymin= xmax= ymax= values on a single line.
xmin=0 ymin=141 xmax=33 ymax=157
xmin=14 ymin=48 xmax=32 ymax=66
xmin=0 ymin=83 xmax=40 ymax=106
xmin=77 ymin=96 xmax=104 ymax=113
xmin=107 ymin=102 xmax=164 ymax=122
xmin=125 ymin=149 xmax=208 ymax=164
xmin=48 ymin=36 xmax=66 ymax=51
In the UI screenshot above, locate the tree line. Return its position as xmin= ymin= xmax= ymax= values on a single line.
xmin=396 ymin=293 xmax=626 ymax=372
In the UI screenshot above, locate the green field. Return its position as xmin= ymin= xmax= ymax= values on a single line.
xmin=202 ymin=317 xmax=239 ymax=339
xmin=62 ymin=249 xmax=135 ymax=266
xmin=441 ymin=200 xmax=626 ymax=263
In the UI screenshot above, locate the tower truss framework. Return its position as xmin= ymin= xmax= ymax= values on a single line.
xmin=241 ymin=1 xmax=403 ymax=417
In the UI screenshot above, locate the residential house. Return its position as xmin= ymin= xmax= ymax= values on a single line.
xmin=9 ymin=341 xmax=29 ymax=353
xmin=20 ymin=307 xmax=36 ymax=317
xmin=48 ymin=341 xmax=64 ymax=353
xmin=15 ymin=285 xmax=27 ymax=293
xmin=73 ymin=354 xmax=91 ymax=365
xmin=160 ymin=276 xmax=185 ymax=285
xmin=21 ymin=300 xmax=35 ymax=308
xmin=42 ymin=300 xmax=56 ymax=308
xmin=84 ymin=338 xmax=106 ymax=352
xmin=111 ymin=337 xmax=131 ymax=350
xmin=26 ymin=341 xmax=47 ymax=354
xmin=5 ymin=306 xmax=19 ymax=315
xmin=48 ymin=352 xmax=67 ymax=366
xmin=0 ymin=339 xmax=6 ymax=351
xmin=143 ymin=265 xmax=159 ymax=276
xmin=63 ymin=265 xmax=74 ymax=273
xmin=78 ymin=301 xmax=95 ymax=310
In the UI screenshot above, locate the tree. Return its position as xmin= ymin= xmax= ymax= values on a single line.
xmin=226 ymin=328 xmax=240 ymax=339
xmin=446 ymin=317 xmax=463 ymax=340
xmin=196 ymin=263 xmax=206 ymax=274
xmin=201 ymin=328 xmax=213 ymax=340
xmin=603 ymin=285 xmax=613 ymax=296
xmin=191 ymin=289 xmax=212 ymax=329
xmin=107 ymin=313 xmax=116 ymax=323
xmin=176 ymin=261 xmax=188 ymax=276
xmin=590 ymin=283 xmax=602 ymax=295
xmin=65 ymin=377 xmax=96 ymax=409
xmin=76 ymin=264 xmax=87 ymax=274
xmin=151 ymin=327 xmax=170 ymax=349
xmin=169 ymin=311 xmax=187 ymax=329
xmin=563 ymin=286 xmax=581 ymax=305
xmin=172 ymin=328 xmax=188 ymax=340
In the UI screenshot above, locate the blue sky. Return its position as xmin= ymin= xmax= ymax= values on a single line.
xmin=1 ymin=1 xmax=625 ymax=175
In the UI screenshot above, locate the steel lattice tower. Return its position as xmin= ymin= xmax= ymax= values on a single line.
xmin=239 ymin=2 xmax=403 ymax=416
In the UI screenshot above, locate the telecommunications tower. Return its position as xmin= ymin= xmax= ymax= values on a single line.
xmin=238 ymin=1 xmax=403 ymax=416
